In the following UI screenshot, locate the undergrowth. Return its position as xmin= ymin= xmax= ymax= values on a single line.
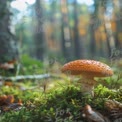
xmin=0 ymin=81 xmax=121 ymax=122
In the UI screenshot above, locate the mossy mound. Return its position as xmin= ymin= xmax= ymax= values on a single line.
xmin=0 ymin=82 xmax=121 ymax=122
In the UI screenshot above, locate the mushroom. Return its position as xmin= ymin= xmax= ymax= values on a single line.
xmin=61 ymin=60 xmax=113 ymax=96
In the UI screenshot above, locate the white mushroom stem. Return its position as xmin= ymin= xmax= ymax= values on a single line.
xmin=78 ymin=75 xmax=96 ymax=96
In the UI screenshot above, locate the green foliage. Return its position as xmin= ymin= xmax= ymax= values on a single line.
xmin=0 ymin=81 xmax=121 ymax=122
xmin=21 ymin=55 xmax=43 ymax=68
xmin=19 ymin=55 xmax=44 ymax=75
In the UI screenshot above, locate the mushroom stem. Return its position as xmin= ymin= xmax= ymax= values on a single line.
xmin=80 ymin=82 xmax=94 ymax=96
xmin=78 ymin=76 xmax=96 ymax=96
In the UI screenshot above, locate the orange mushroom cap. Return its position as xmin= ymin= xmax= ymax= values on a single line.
xmin=61 ymin=60 xmax=113 ymax=77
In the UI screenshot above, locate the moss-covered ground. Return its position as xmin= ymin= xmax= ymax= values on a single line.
xmin=0 ymin=56 xmax=121 ymax=122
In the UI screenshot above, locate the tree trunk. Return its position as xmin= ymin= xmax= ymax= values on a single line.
xmin=73 ymin=0 xmax=81 ymax=59
xmin=34 ymin=0 xmax=45 ymax=61
xmin=0 ymin=0 xmax=18 ymax=63
xmin=89 ymin=15 xmax=96 ymax=58
xmin=102 ymin=0 xmax=115 ymax=57
xmin=60 ymin=0 xmax=73 ymax=61
xmin=114 ymin=0 xmax=122 ymax=49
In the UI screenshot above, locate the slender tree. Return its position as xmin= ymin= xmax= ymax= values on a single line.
xmin=114 ymin=0 xmax=122 ymax=49
xmin=89 ymin=15 xmax=96 ymax=58
xmin=60 ymin=0 xmax=73 ymax=61
xmin=102 ymin=0 xmax=115 ymax=57
xmin=88 ymin=0 xmax=100 ymax=58
xmin=34 ymin=0 xmax=45 ymax=61
xmin=73 ymin=0 xmax=81 ymax=59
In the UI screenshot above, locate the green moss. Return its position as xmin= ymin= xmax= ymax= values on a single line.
xmin=0 ymin=81 xmax=121 ymax=122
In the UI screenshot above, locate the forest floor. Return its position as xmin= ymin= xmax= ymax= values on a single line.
xmin=0 ymin=57 xmax=121 ymax=122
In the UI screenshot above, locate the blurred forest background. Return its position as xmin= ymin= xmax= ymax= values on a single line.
xmin=0 ymin=0 xmax=122 ymax=68
xmin=0 ymin=1 xmax=122 ymax=121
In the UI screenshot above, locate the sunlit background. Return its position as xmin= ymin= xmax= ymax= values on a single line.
xmin=1 ymin=0 xmax=121 ymax=65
